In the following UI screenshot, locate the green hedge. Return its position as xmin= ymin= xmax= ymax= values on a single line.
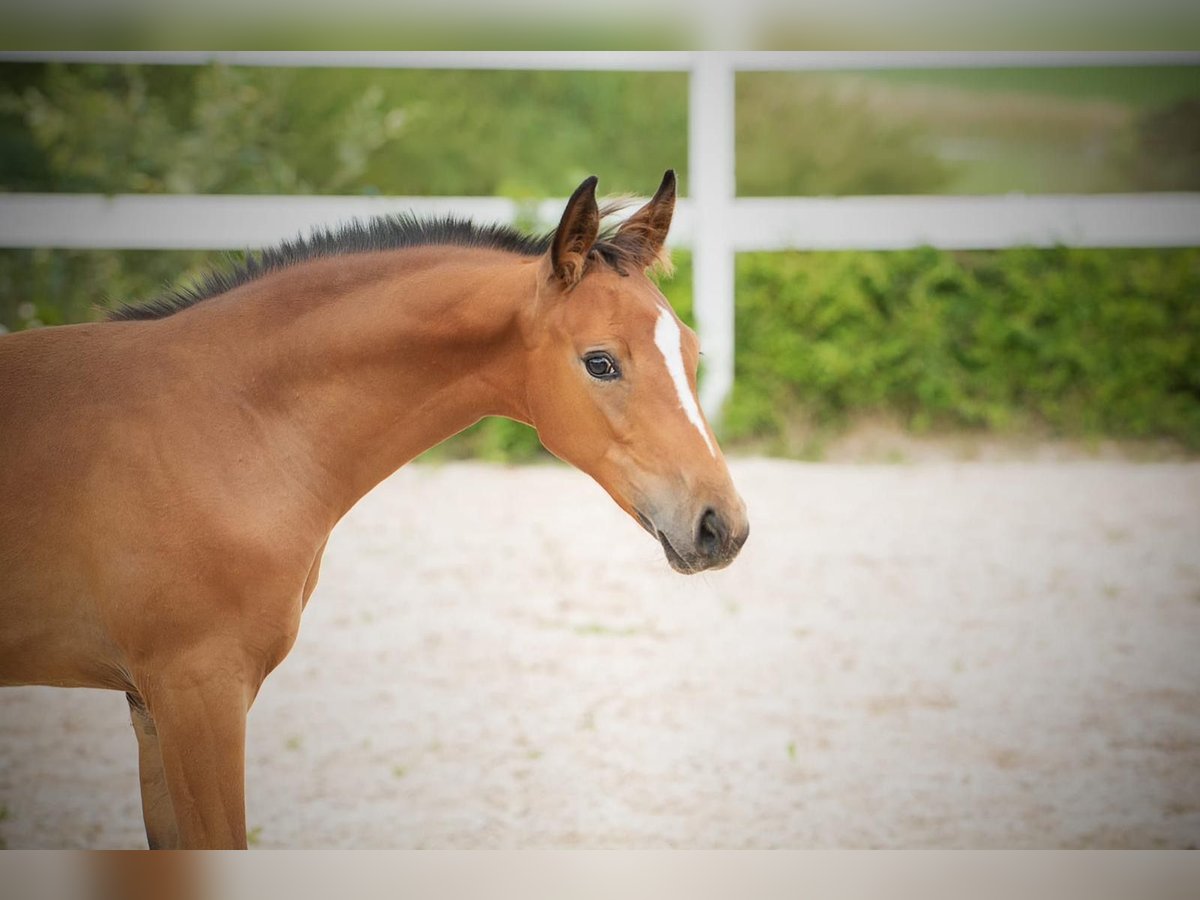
xmin=725 ymin=247 xmax=1200 ymax=453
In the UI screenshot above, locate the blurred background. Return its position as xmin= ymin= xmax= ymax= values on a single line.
xmin=1 ymin=52 xmax=1198 ymax=850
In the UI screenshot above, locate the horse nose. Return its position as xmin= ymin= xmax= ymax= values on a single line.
xmin=695 ymin=505 xmax=750 ymax=567
xmin=696 ymin=507 xmax=731 ymax=561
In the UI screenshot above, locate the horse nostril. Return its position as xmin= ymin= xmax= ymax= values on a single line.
xmin=697 ymin=508 xmax=728 ymax=558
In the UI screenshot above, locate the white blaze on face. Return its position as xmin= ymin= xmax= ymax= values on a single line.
xmin=653 ymin=306 xmax=716 ymax=457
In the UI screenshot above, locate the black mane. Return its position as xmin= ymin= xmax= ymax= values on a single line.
xmin=106 ymin=212 xmax=638 ymax=322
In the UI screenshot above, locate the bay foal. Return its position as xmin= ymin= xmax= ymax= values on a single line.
xmin=0 ymin=171 xmax=748 ymax=848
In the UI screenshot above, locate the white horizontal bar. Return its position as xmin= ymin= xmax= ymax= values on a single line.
xmin=0 ymin=194 xmax=539 ymax=250
xmin=732 ymin=50 xmax=1200 ymax=70
xmin=1 ymin=50 xmax=1196 ymax=71
xmin=730 ymin=194 xmax=1200 ymax=251
xmin=0 ymin=193 xmax=694 ymax=250
xmin=0 ymin=50 xmax=698 ymax=71
xmin=1 ymin=192 xmax=1197 ymax=251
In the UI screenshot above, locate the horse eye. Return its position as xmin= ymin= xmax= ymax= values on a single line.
xmin=584 ymin=353 xmax=619 ymax=380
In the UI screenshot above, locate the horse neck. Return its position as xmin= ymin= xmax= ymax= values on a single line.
xmin=183 ymin=247 xmax=539 ymax=522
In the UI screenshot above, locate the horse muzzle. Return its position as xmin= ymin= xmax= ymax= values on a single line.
xmin=637 ymin=501 xmax=749 ymax=574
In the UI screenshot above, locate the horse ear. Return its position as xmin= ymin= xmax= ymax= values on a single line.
xmin=614 ymin=169 xmax=676 ymax=269
xmin=550 ymin=175 xmax=600 ymax=289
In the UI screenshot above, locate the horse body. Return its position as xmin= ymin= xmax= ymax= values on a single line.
xmin=0 ymin=172 xmax=748 ymax=847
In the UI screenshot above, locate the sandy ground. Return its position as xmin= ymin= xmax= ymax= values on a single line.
xmin=1 ymin=458 xmax=1198 ymax=849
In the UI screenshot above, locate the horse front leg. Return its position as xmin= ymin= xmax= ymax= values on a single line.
xmin=126 ymin=692 xmax=180 ymax=849
xmin=138 ymin=651 xmax=257 ymax=849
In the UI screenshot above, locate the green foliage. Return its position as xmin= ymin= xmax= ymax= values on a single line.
xmin=8 ymin=65 xmax=309 ymax=193
xmin=422 ymin=416 xmax=546 ymax=464
xmin=0 ymin=247 xmax=215 ymax=329
xmin=739 ymin=69 xmax=1200 ymax=196
xmin=726 ymin=247 xmax=1200 ymax=451
xmin=0 ymin=64 xmax=687 ymax=197
xmin=736 ymin=74 xmax=953 ymax=196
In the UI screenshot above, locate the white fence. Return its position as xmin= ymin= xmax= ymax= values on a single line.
xmin=2 ymin=51 xmax=1199 ymax=417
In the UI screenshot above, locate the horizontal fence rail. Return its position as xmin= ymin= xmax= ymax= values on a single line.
xmin=727 ymin=194 xmax=1200 ymax=252
xmin=2 ymin=50 xmax=1199 ymax=69
xmin=2 ymin=50 xmax=1198 ymax=417
xmin=3 ymin=192 xmax=1199 ymax=252
xmin=0 ymin=194 xmax=589 ymax=251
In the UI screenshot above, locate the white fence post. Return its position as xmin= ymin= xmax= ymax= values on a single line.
xmin=689 ymin=52 xmax=737 ymax=424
